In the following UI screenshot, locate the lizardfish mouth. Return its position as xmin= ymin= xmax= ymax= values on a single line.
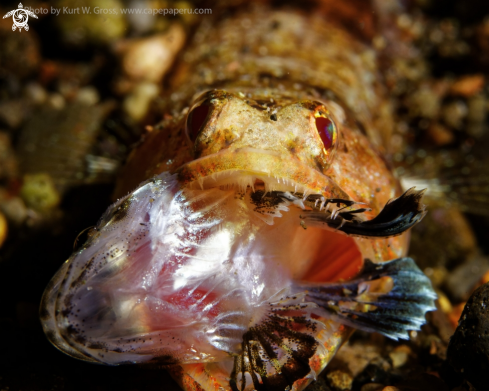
xmin=39 ymin=164 xmax=429 ymax=369
xmin=177 ymin=148 xmax=427 ymax=239
xmin=177 ymin=148 xmax=350 ymax=199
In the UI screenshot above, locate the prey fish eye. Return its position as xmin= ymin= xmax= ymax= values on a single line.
xmin=40 ymin=3 xmax=437 ymax=391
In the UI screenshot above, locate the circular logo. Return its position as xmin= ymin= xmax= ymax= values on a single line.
xmin=12 ymin=9 xmax=29 ymax=29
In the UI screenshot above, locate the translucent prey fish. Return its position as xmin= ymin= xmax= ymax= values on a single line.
xmin=41 ymin=172 xmax=434 ymax=390
xmin=41 ymin=3 xmax=436 ymax=391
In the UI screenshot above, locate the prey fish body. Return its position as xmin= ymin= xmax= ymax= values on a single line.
xmin=41 ymin=3 xmax=436 ymax=391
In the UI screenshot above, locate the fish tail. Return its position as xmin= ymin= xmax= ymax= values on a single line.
xmin=294 ymin=258 xmax=437 ymax=340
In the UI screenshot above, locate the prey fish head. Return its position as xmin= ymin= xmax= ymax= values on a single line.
xmin=40 ymin=89 xmax=433 ymax=391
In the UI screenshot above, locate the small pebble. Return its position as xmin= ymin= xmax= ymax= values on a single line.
xmin=123 ymin=82 xmax=160 ymax=122
xmin=441 ymin=100 xmax=467 ymax=129
xmin=326 ymin=369 xmax=353 ymax=391
xmin=0 ymin=191 xmax=28 ymax=226
xmin=0 ymin=100 xmax=28 ymax=128
xmin=427 ymin=123 xmax=454 ymax=146
xmin=389 ymin=345 xmax=411 ymax=368
xmin=118 ymin=25 xmax=185 ymax=83
xmin=0 ymin=210 xmax=7 ymax=248
xmin=408 ymin=86 xmax=441 ymax=119
xmin=466 ymin=94 xmax=487 ymax=138
xmin=449 ymin=75 xmax=485 ymax=97
xmin=20 ymin=173 xmax=61 ymax=212
xmin=47 ymin=93 xmax=66 ymax=110
xmin=24 ymin=82 xmax=47 ymax=105
xmin=75 ymin=86 xmax=100 ymax=106
xmin=54 ymin=0 xmax=126 ymax=45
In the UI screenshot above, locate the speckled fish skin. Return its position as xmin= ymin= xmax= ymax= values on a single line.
xmin=41 ymin=2 xmax=436 ymax=391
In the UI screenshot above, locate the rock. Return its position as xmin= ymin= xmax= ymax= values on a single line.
xmin=353 ymin=362 xmax=400 ymax=390
xmin=0 ymin=100 xmax=29 ymax=129
xmin=75 ymin=86 xmax=100 ymax=106
xmin=0 ymin=190 xmax=28 ymax=226
xmin=20 ymin=173 xmax=61 ymax=212
xmin=117 ymin=24 xmax=186 ymax=83
xmin=441 ymin=100 xmax=467 ymax=130
xmin=326 ymin=369 xmax=353 ymax=391
xmin=444 ymin=254 xmax=489 ymax=302
xmin=407 ymin=85 xmax=441 ymax=119
xmin=122 ymin=82 xmax=160 ymax=122
xmin=54 ymin=0 xmax=126 ymax=45
xmin=389 ymin=345 xmax=412 ymax=368
xmin=449 ymin=75 xmax=485 ymax=97
xmin=24 ymin=82 xmax=48 ymax=105
xmin=306 ymin=377 xmax=332 ymax=391
xmin=327 ymin=339 xmax=386 ymax=377
xmin=466 ymin=94 xmax=487 ymax=138
xmin=446 ymin=282 xmax=489 ymax=390
xmin=427 ymin=123 xmax=454 ymax=146
xmin=428 ymin=294 xmax=456 ymax=343
xmin=0 ymin=210 xmax=7 ymax=248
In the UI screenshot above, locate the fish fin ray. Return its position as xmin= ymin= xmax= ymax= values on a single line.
xmin=230 ymin=295 xmax=323 ymax=391
xmin=295 ymin=257 xmax=436 ymax=340
xmin=302 ymin=188 xmax=427 ymax=238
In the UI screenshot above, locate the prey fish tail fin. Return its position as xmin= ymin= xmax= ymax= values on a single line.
xmin=294 ymin=258 xmax=437 ymax=340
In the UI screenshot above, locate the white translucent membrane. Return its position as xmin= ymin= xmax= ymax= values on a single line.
xmin=41 ymin=172 xmax=306 ymax=365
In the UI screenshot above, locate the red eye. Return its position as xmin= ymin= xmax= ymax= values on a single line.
xmin=315 ymin=116 xmax=336 ymax=150
xmin=186 ymin=104 xmax=211 ymax=142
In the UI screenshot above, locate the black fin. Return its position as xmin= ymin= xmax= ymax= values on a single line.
xmin=301 ymin=188 xmax=427 ymax=238
xmin=294 ymin=258 xmax=437 ymax=340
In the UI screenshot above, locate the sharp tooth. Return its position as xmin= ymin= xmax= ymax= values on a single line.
xmin=198 ymin=177 xmax=204 ymax=190
xmin=331 ymin=208 xmax=338 ymax=219
xmin=335 ymin=217 xmax=346 ymax=230
xmin=319 ymin=197 xmax=326 ymax=211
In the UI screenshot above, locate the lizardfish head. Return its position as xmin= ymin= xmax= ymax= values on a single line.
xmin=179 ymin=89 xmax=399 ymax=216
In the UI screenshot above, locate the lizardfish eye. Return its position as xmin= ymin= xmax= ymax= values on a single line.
xmin=314 ymin=108 xmax=337 ymax=153
xmin=185 ymin=102 xmax=212 ymax=142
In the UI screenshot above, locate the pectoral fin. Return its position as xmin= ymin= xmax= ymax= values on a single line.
xmin=294 ymin=257 xmax=437 ymax=340
xmin=300 ymin=188 xmax=427 ymax=238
